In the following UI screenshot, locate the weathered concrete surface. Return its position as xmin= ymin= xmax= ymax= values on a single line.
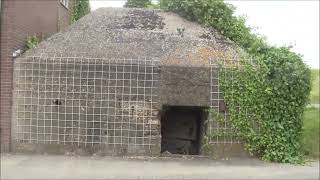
xmin=12 ymin=8 xmax=242 ymax=156
xmin=1 ymin=154 xmax=319 ymax=180
xmin=22 ymin=8 xmax=241 ymax=63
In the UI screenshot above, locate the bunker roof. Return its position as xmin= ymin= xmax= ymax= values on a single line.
xmin=23 ymin=8 xmax=241 ymax=67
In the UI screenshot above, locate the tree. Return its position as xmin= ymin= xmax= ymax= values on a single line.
xmin=124 ymin=0 xmax=151 ymax=8
xmin=72 ymin=0 xmax=91 ymax=22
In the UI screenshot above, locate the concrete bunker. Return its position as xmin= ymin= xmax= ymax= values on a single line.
xmin=161 ymin=105 xmax=207 ymax=155
xmin=11 ymin=8 xmax=247 ymax=157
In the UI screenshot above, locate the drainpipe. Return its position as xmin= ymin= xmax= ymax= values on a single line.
xmin=57 ymin=0 xmax=60 ymax=32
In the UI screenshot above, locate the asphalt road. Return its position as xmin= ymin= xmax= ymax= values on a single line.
xmin=1 ymin=154 xmax=319 ymax=180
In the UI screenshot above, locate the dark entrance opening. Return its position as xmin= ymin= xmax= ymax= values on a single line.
xmin=161 ymin=106 xmax=206 ymax=155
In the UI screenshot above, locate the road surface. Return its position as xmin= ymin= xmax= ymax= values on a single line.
xmin=1 ymin=154 xmax=319 ymax=179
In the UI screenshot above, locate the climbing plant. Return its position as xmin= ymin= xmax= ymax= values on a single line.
xmin=26 ymin=35 xmax=40 ymax=49
xmin=72 ymin=0 xmax=90 ymax=22
xmin=164 ymin=0 xmax=312 ymax=163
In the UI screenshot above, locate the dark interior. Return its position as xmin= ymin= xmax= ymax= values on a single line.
xmin=161 ymin=106 xmax=205 ymax=155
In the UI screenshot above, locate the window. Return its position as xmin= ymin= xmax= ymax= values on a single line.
xmin=60 ymin=0 xmax=69 ymax=9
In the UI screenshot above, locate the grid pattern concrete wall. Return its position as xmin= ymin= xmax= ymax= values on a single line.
xmin=12 ymin=56 xmax=160 ymax=155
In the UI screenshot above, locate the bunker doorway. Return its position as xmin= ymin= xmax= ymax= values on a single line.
xmin=161 ymin=106 xmax=206 ymax=155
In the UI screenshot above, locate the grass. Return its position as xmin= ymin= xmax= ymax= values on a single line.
xmin=301 ymin=107 xmax=319 ymax=158
xmin=301 ymin=69 xmax=319 ymax=159
xmin=310 ymin=69 xmax=319 ymax=104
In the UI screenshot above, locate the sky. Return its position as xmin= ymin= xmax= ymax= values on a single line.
xmin=90 ymin=0 xmax=319 ymax=68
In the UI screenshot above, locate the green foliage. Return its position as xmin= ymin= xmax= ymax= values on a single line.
xmin=146 ymin=1 xmax=161 ymax=9
xmin=221 ymin=53 xmax=311 ymax=163
xmin=72 ymin=0 xmax=90 ymax=22
xmin=259 ymin=47 xmax=311 ymax=162
xmin=301 ymin=107 xmax=319 ymax=158
xmin=166 ymin=0 xmax=312 ymax=163
xmin=220 ymin=60 xmax=268 ymax=157
xmin=26 ymin=35 xmax=40 ymax=49
xmin=159 ymin=0 xmax=170 ymax=10
xmin=310 ymin=69 xmax=319 ymax=104
xmin=124 ymin=0 xmax=151 ymax=8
